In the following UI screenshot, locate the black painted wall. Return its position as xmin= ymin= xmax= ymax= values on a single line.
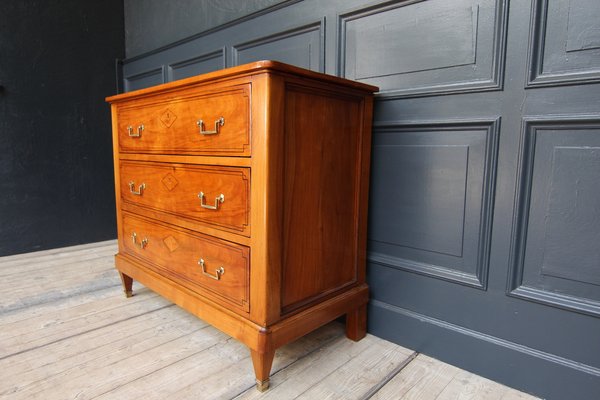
xmin=124 ymin=0 xmax=285 ymax=58
xmin=0 ymin=1 xmax=124 ymax=256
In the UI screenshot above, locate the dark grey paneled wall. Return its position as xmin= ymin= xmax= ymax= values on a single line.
xmin=121 ymin=0 xmax=600 ymax=398
xmin=124 ymin=0 xmax=286 ymax=58
xmin=0 ymin=1 xmax=124 ymax=255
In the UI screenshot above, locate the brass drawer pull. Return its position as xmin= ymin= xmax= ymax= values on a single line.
xmin=128 ymin=124 xmax=144 ymax=138
xmin=198 ymin=192 xmax=224 ymax=210
xmin=128 ymin=181 xmax=145 ymax=196
xmin=131 ymin=232 xmax=148 ymax=249
xmin=197 ymin=117 xmax=224 ymax=135
xmin=198 ymin=258 xmax=225 ymax=280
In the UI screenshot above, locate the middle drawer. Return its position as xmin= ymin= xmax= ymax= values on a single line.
xmin=120 ymin=160 xmax=250 ymax=236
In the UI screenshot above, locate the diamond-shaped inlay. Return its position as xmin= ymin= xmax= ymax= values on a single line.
xmin=160 ymin=108 xmax=177 ymax=127
xmin=163 ymin=236 xmax=179 ymax=253
xmin=161 ymin=173 xmax=179 ymax=191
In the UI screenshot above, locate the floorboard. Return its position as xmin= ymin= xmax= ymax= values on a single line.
xmin=0 ymin=242 xmax=539 ymax=400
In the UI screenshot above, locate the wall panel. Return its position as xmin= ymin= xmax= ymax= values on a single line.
xmin=527 ymin=0 xmax=600 ymax=87
xmin=339 ymin=0 xmax=507 ymax=97
xmin=168 ymin=48 xmax=226 ymax=81
xmin=369 ymin=120 xmax=498 ymax=288
xmin=124 ymin=67 xmax=165 ymax=92
xmin=233 ymin=21 xmax=324 ymax=71
xmin=509 ymin=117 xmax=600 ymax=316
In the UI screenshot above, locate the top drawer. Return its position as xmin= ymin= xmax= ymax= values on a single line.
xmin=117 ymin=84 xmax=250 ymax=156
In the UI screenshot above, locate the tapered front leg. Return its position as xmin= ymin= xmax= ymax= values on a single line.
xmin=250 ymin=349 xmax=276 ymax=391
xmin=119 ymin=271 xmax=133 ymax=298
xmin=346 ymin=304 xmax=367 ymax=341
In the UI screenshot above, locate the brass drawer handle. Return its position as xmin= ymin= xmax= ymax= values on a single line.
xmin=198 ymin=192 xmax=224 ymax=210
xmin=128 ymin=181 xmax=145 ymax=196
xmin=131 ymin=232 xmax=148 ymax=249
xmin=198 ymin=258 xmax=225 ymax=280
xmin=128 ymin=124 xmax=144 ymax=138
xmin=196 ymin=117 xmax=224 ymax=135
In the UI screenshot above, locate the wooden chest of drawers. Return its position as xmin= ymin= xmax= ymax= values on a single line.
xmin=106 ymin=61 xmax=377 ymax=391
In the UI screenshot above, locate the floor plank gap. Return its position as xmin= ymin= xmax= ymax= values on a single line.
xmin=360 ymin=351 xmax=419 ymax=400
xmin=0 ymin=304 xmax=174 ymax=362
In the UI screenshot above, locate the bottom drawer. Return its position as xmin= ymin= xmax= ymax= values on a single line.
xmin=121 ymin=212 xmax=249 ymax=313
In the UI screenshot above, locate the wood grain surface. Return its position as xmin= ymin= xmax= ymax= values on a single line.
xmin=121 ymin=212 xmax=250 ymax=313
xmin=120 ymin=160 xmax=250 ymax=235
xmin=108 ymin=61 xmax=379 ymax=389
xmin=0 ymin=240 xmax=539 ymax=400
xmin=118 ymin=84 xmax=251 ymax=156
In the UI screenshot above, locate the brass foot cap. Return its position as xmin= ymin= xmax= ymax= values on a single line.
xmin=256 ymin=379 xmax=270 ymax=392
xmin=125 ymin=290 xmax=133 ymax=298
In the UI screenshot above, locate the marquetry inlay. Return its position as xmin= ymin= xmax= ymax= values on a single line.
xmin=162 ymin=235 xmax=179 ymax=252
xmin=161 ymin=173 xmax=178 ymax=191
xmin=160 ymin=108 xmax=177 ymax=127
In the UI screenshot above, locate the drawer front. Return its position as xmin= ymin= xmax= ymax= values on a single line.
xmin=121 ymin=161 xmax=250 ymax=235
xmin=121 ymin=212 xmax=249 ymax=312
xmin=117 ymin=85 xmax=250 ymax=156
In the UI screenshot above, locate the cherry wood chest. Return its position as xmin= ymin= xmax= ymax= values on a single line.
xmin=106 ymin=61 xmax=377 ymax=391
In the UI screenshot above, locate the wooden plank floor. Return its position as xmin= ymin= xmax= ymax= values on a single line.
xmin=0 ymin=241 xmax=539 ymax=400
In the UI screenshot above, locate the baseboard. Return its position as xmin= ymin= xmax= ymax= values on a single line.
xmin=368 ymin=300 xmax=600 ymax=400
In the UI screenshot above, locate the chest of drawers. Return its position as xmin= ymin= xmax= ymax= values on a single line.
xmin=106 ymin=61 xmax=377 ymax=391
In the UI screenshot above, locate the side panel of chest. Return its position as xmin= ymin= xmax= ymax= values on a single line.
xmin=279 ymin=83 xmax=368 ymax=314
